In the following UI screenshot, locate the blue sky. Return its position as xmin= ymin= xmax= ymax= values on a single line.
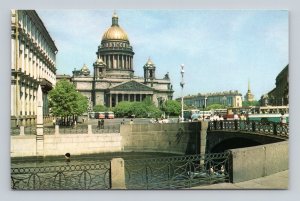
xmin=37 ymin=10 xmax=288 ymax=99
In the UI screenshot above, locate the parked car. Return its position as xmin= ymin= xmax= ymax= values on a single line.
xmin=105 ymin=112 xmax=115 ymax=119
xmin=99 ymin=112 xmax=105 ymax=119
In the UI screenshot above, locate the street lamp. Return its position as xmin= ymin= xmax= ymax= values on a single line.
xmin=202 ymin=104 xmax=205 ymax=120
xmin=180 ymin=64 xmax=185 ymax=122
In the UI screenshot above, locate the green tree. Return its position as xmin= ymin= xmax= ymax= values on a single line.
xmin=242 ymin=100 xmax=260 ymax=107
xmin=113 ymin=99 xmax=162 ymax=118
xmin=93 ymin=104 xmax=107 ymax=112
xmin=49 ymin=79 xmax=88 ymax=118
xmin=74 ymin=93 xmax=88 ymax=116
xmin=162 ymin=100 xmax=181 ymax=116
xmin=113 ymin=101 xmax=133 ymax=117
xmin=206 ymin=104 xmax=225 ymax=110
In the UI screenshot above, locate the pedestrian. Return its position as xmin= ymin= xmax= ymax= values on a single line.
xmin=101 ymin=119 xmax=104 ymax=129
xmin=130 ymin=119 xmax=133 ymax=125
xmin=280 ymin=112 xmax=287 ymax=125
xmin=233 ymin=113 xmax=239 ymax=130
xmin=52 ymin=118 xmax=56 ymax=126
xmin=73 ymin=120 xmax=77 ymax=128
xmin=65 ymin=153 xmax=71 ymax=162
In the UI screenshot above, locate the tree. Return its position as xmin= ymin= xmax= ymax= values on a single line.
xmin=242 ymin=100 xmax=260 ymax=107
xmin=49 ymin=79 xmax=88 ymax=119
xmin=206 ymin=104 xmax=225 ymax=110
xmin=93 ymin=104 xmax=107 ymax=112
xmin=113 ymin=101 xmax=133 ymax=117
xmin=113 ymin=99 xmax=162 ymax=118
xmin=162 ymin=100 xmax=181 ymax=116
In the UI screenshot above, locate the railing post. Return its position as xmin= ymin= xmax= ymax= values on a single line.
xmin=234 ymin=120 xmax=238 ymax=130
xmin=55 ymin=125 xmax=59 ymax=135
xmin=273 ymin=123 xmax=277 ymax=135
xmin=110 ymin=158 xmax=126 ymax=189
xmin=20 ymin=126 xmax=25 ymax=135
xmin=252 ymin=121 xmax=256 ymax=132
xmin=88 ymin=125 xmax=92 ymax=135
xmin=200 ymin=121 xmax=208 ymax=166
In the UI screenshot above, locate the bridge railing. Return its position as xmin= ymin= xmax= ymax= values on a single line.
xmin=208 ymin=120 xmax=289 ymax=138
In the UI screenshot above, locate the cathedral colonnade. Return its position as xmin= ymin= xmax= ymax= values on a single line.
xmin=107 ymin=92 xmax=153 ymax=108
xmin=100 ymin=54 xmax=133 ymax=70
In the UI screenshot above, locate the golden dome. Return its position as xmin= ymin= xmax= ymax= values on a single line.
xmin=102 ymin=12 xmax=129 ymax=41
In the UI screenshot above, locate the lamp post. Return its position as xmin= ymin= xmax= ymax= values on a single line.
xmin=180 ymin=64 xmax=185 ymax=122
xmin=202 ymin=104 xmax=205 ymax=120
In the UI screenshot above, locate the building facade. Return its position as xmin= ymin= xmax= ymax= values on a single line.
xmin=260 ymin=65 xmax=289 ymax=106
xmin=181 ymin=90 xmax=243 ymax=108
xmin=11 ymin=10 xmax=58 ymax=127
xmin=57 ymin=12 xmax=173 ymax=108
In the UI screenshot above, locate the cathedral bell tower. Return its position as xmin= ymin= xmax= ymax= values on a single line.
xmin=143 ymin=57 xmax=156 ymax=84
xmin=93 ymin=58 xmax=106 ymax=79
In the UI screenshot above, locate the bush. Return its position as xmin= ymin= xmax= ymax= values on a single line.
xmin=93 ymin=104 xmax=107 ymax=112
xmin=113 ymin=99 xmax=162 ymax=118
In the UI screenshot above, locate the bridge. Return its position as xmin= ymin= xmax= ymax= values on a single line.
xmin=206 ymin=120 xmax=288 ymax=153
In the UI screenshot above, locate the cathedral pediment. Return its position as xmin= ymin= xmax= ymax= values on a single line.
xmin=109 ymin=80 xmax=153 ymax=91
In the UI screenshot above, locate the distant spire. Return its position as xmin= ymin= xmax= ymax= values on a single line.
xmin=248 ymin=79 xmax=251 ymax=92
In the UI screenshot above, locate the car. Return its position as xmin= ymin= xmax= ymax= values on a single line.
xmin=105 ymin=111 xmax=115 ymax=119
xmin=99 ymin=112 xmax=105 ymax=119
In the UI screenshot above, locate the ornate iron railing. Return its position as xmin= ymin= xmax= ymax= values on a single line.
xmin=10 ymin=127 xmax=36 ymax=135
xmin=92 ymin=125 xmax=120 ymax=134
xmin=208 ymin=120 xmax=289 ymax=138
xmin=125 ymin=152 xmax=230 ymax=189
xmin=44 ymin=127 xmax=55 ymax=135
xmin=59 ymin=126 xmax=89 ymax=134
xmin=24 ymin=127 xmax=37 ymax=135
xmin=11 ymin=162 xmax=111 ymax=190
xmin=10 ymin=128 xmax=21 ymax=136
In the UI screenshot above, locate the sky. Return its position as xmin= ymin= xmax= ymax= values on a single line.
xmin=37 ymin=10 xmax=288 ymax=99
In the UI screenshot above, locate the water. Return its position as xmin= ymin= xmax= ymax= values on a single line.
xmin=11 ymin=152 xmax=179 ymax=168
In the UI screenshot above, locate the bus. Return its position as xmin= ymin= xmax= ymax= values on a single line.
xmin=248 ymin=106 xmax=289 ymax=123
xmin=183 ymin=109 xmax=212 ymax=121
xmin=183 ymin=109 xmax=199 ymax=121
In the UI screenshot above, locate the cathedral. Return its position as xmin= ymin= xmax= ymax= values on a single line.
xmin=57 ymin=12 xmax=174 ymax=108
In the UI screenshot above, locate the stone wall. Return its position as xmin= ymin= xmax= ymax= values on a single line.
xmin=11 ymin=136 xmax=36 ymax=157
xmin=11 ymin=133 xmax=122 ymax=157
xmin=120 ymin=122 xmax=201 ymax=155
xmin=229 ymin=141 xmax=288 ymax=183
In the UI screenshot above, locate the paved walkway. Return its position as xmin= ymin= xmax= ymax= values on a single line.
xmin=190 ymin=170 xmax=288 ymax=189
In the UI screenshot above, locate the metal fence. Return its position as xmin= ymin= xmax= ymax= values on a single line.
xmin=92 ymin=125 xmax=120 ymax=134
xmin=10 ymin=128 xmax=21 ymax=136
xmin=124 ymin=152 xmax=230 ymax=189
xmin=11 ymin=125 xmax=120 ymax=135
xmin=11 ymin=162 xmax=111 ymax=190
xmin=208 ymin=120 xmax=289 ymax=138
xmin=59 ymin=126 xmax=89 ymax=134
